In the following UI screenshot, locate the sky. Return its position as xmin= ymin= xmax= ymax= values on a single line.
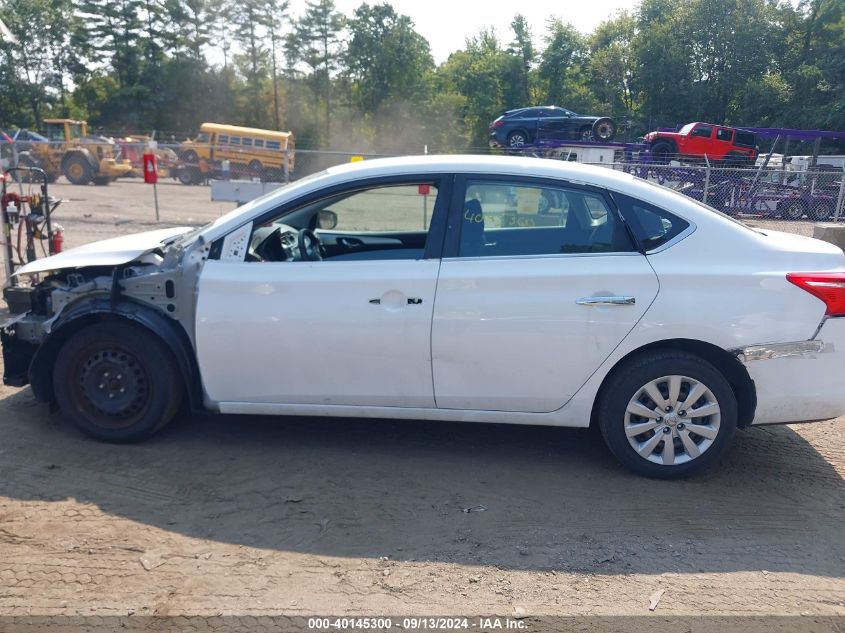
xmin=288 ymin=0 xmax=640 ymax=63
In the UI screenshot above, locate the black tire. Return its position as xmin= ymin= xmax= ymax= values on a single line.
xmin=780 ymin=199 xmax=806 ymax=220
xmin=592 ymin=117 xmax=616 ymax=142
xmin=506 ymin=130 xmax=529 ymax=148
xmin=180 ymin=149 xmax=199 ymax=166
xmin=723 ymin=151 xmax=748 ymax=167
xmin=53 ymin=321 xmax=184 ymax=443
xmin=63 ymin=154 xmax=94 ymax=185
xmin=810 ymin=200 xmax=834 ymax=222
xmin=650 ymin=141 xmax=674 ymax=165
xmin=93 ymin=176 xmax=111 ymax=186
xmin=177 ymin=166 xmax=201 ymax=185
xmin=597 ymin=350 xmax=737 ymax=479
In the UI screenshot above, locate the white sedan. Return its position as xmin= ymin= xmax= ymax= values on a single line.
xmin=3 ymin=156 xmax=845 ymax=478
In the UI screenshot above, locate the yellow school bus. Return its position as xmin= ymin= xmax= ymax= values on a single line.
xmin=178 ymin=123 xmax=295 ymax=184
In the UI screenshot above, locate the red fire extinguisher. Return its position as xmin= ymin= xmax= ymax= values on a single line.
xmin=143 ymin=152 xmax=158 ymax=184
xmin=50 ymin=224 xmax=64 ymax=254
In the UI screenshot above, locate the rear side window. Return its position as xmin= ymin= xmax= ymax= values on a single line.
xmin=613 ymin=193 xmax=690 ymax=251
xmin=716 ymin=128 xmax=733 ymax=141
xmin=457 ymin=180 xmax=635 ymax=257
xmin=735 ymin=131 xmax=755 ymax=147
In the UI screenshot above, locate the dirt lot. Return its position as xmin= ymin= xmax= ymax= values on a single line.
xmin=0 ymin=179 xmax=843 ymax=622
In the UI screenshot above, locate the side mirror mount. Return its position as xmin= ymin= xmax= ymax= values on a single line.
xmin=318 ymin=209 xmax=338 ymax=230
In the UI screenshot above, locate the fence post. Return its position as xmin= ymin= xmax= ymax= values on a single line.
xmin=703 ymin=156 xmax=711 ymax=206
xmin=283 ymin=146 xmax=290 ymax=184
xmin=835 ymin=166 xmax=845 ymax=222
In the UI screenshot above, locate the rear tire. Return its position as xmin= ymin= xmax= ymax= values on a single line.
xmin=506 ymin=130 xmax=529 ymax=148
xmin=53 ymin=321 xmax=183 ymax=443
xmin=597 ymin=350 xmax=737 ymax=479
xmin=780 ymin=199 xmax=806 ymax=220
xmin=810 ymin=200 xmax=834 ymax=221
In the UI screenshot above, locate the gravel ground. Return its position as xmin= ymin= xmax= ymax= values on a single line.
xmin=0 ymin=178 xmax=843 ymax=624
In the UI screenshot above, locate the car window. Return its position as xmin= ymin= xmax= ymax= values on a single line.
xmin=247 ymin=183 xmax=440 ymax=263
xmin=716 ymin=128 xmax=733 ymax=141
xmin=734 ymin=131 xmax=755 ymax=147
xmin=458 ymin=180 xmax=634 ymax=257
xmin=691 ymin=126 xmax=712 ymax=138
xmin=326 ymin=184 xmax=437 ymax=232
xmin=612 ymin=192 xmax=691 ymax=251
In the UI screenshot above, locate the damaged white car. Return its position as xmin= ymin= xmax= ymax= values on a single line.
xmin=3 ymin=155 xmax=845 ymax=478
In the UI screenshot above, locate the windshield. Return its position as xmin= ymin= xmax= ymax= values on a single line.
xmin=679 ymin=123 xmax=696 ymax=135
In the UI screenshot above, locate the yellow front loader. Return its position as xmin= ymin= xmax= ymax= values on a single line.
xmin=16 ymin=119 xmax=132 ymax=185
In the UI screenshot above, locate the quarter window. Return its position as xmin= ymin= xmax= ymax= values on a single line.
xmin=457 ymin=180 xmax=634 ymax=257
xmin=612 ymin=192 xmax=690 ymax=251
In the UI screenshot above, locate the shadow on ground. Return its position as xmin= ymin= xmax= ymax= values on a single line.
xmin=0 ymin=387 xmax=842 ymax=576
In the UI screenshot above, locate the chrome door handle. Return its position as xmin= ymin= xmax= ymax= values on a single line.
xmin=575 ymin=296 xmax=636 ymax=306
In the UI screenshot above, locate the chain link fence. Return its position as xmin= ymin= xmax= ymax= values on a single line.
xmin=578 ymin=160 xmax=845 ymax=235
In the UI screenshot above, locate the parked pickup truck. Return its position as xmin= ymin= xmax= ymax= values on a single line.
xmin=645 ymin=122 xmax=758 ymax=165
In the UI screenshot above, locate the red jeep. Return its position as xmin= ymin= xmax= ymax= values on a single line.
xmin=644 ymin=122 xmax=758 ymax=165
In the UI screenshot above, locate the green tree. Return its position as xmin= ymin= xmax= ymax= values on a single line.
xmin=287 ymin=0 xmax=344 ymax=141
xmin=344 ymin=3 xmax=433 ymax=115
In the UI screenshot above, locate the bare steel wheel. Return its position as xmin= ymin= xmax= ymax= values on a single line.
xmin=75 ymin=346 xmax=151 ymax=427
xmin=598 ymin=350 xmax=737 ymax=478
xmin=54 ymin=321 xmax=183 ymax=442
xmin=624 ymin=375 xmax=721 ymax=466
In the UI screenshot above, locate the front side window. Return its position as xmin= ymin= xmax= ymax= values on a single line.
xmin=247 ymin=183 xmax=439 ymax=263
xmin=691 ymin=125 xmax=713 ymax=138
xmin=457 ymin=180 xmax=634 ymax=257
xmin=612 ymin=192 xmax=690 ymax=251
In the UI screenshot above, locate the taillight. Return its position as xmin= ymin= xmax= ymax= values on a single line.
xmin=787 ymin=273 xmax=845 ymax=316
xmin=490 ymin=120 xmax=504 ymax=129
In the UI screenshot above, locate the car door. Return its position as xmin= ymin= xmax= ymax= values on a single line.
xmin=536 ymin=109 xmax=569 ymax=142
xmin=194 ymin=177 xmax=450 ymax=409
xmin=431 ymin=176 xmax=659 ymax=413
xmin=686 ymin=124 xmax=714 ymax=157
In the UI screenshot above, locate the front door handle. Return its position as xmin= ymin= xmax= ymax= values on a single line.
xmin=575 ymin=296 xmax=636 ymax=306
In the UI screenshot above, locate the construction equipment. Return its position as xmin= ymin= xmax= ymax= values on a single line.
xmin=2 ymin=167 xmax=63 ymax=288
xmin=15 ymin=119 xmax=132 ymax=186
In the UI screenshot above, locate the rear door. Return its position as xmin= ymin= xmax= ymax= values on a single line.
xmin=431 ymin=176 xmax=659 ymax=413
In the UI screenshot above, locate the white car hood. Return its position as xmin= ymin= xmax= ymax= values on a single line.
xmin=13 ymin=226 xmax=193 ymax=276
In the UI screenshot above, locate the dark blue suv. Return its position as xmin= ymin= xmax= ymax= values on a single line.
xmin=489 ymin=106 xmax=616 ymax=148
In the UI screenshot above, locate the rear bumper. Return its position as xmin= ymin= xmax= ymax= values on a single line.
xmin=740 ymin=317 xmax=845 ymax=425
